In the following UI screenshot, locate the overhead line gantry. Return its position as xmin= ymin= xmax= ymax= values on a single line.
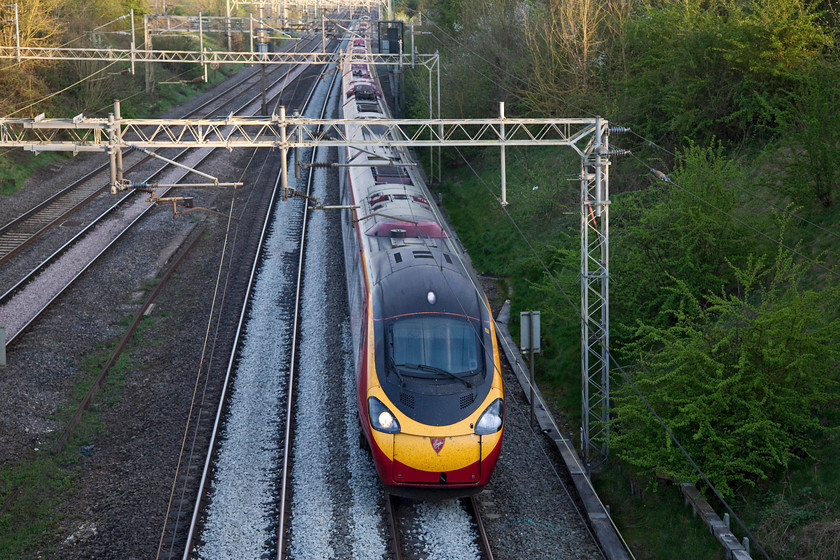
xmin=0 ymin=102 xmax=619 ymax=467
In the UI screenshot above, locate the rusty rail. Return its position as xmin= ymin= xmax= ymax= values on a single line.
xmin=50 ymin=226 xmax=205 ymax=455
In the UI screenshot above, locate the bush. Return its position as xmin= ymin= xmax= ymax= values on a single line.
xmin=612 ymin=246 xmax=840 ymax=498
xmin=624 ymin=0 xmax=833 ymax=145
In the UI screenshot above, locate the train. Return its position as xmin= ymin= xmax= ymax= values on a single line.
xmin=338 ymin=19 xmax=504 ymax=498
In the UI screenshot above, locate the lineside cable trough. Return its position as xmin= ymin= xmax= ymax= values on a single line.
xmin=680 ymin=483 xmax=753 ymax=560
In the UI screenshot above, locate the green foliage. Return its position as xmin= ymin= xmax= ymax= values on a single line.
xmin=121 ymin=0 xmax=149 ymax=14
xmin=593 ymin=461 xmax=722 ymax=560
xmin=0 ymin=325 xmax=141 ymax=555
xmin=624 ymin=0 xmax=833 ymax=144
xmin=0 ymin=455 xmax=72 ymax=557
xmin=435 ymin=146 xmax=584 ymax=417
xmin=405 ymin=0 xmax=529 ymax=119
xmin=755 ymin=493 xmax=840 ymax=559
xmin=774 ymin=59 xmax=840 ymax=207
xmin=742 ymin=417 xmax=840 ymax=559
xmin=415 ymin=0 xmax=463 ymax=29
xmin=62 ymin=0 xmax=129 ymax=29
xmin=0 ymin=64 xmax=58 ymax=117
xmin=612 ymin=246 xmax=840 ymax=498
xmin=612 ymin=139 xmax=755 ymax=331
xmin=412 ymin=0 xmax=840 ymax=552
xmin=0 ymin=152 xmax=65 ymax=195
xmin=521 ymin=0 xmax=607 ymax=111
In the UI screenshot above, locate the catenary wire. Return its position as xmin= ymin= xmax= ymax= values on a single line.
xmin=1 ymin=12 xmax=142 ymax=116
xmin=626 ymin=151 xmax=836 ymax=278
xmin=451 ymin=140 xmax=773 ymax=560
xmin=625 ymin=129 xmax=840 ymax=243
xmin=404 ymin=59 xmax=774 ymax=558
xmin=404 ymin=11 xmax=793 ymax=556
xmin=161 ymin=147 xmax=265 ymax=559
xmin=2 ymin=10 xmax=221 ymax=119
xmin=403 ymin=67 xmax=637 ymax=558
xmin=155 ymin=163 xmax=238 ymax=559
xmin=2 ymin=60 xmax=122 ymax=118
xmin=368 ymin=54 xmax=617 ymax=556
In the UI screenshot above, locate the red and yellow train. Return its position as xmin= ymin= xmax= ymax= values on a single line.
xmin=338 ymin=20 xmax=504 ymax=498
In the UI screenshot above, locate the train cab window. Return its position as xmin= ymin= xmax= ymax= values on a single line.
xmin=387 ymin=316 xmax=484 ymax=382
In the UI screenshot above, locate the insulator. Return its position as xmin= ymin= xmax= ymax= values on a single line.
xmin=651 ymin=169 xmax=671 ymax=183
xmin=608 ymin=149 xmax=631 ymax=157
xmin=609 ymin=126 xmax=630 ymax=134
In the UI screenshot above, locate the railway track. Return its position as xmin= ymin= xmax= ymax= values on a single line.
xmin=0 ymin=12 xmax=618 ymax=560
xmin=386 ymin=494 xmax=495 ymax=560
xmin=185 ymin=27 xmax=510 ymax=560
xmin=275 ymin=54 xmax=336 ymax=560
xmin=0 ymin=34 xmax=334 ymax=347
xmin=169 ymin=39 xmax=338 ymax=560
xmin=0 ymin=31 xmax=338 ymax=559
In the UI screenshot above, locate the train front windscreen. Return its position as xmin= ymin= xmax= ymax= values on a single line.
xmin=387 ymin=315 xmax=485 ymax=382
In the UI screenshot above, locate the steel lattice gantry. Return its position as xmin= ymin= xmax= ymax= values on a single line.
xmin=0 ymin=111 xmax=613 ymax=464
xmin=580 ymin=120 xmax=610 ymax=465
xmin=0 ymin=46 xmax=428 ymax=66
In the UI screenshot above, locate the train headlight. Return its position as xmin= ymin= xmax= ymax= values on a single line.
xmin=475 ymin=399 xmax=503 ymax=435
xmin=369 ymin=397 xmax=401 ymax=434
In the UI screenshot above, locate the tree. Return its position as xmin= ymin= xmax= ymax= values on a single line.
xmin=522 ymin=0 xmax=607 ymax=113
xmin=624 ymin=0 xmax=833 ymax=145
xmin=611 ymin=247 xmax=840 ymax=498
xmin=0 ymin=0 xmax=65 ymax=115
xmin=9 ymin=0 xmax=64 ymax=51
xmin=407 ymin=0 xmax=529 ymax=119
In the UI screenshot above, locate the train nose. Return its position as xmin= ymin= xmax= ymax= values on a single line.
xmin=392 ymin=434 xmax=481 ymax=484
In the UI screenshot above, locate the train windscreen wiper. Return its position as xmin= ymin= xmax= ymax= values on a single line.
xmin=387 ymin=352 xmax=406 ymax=387
xmin=395 ymin=362 xmax=472 ymax=388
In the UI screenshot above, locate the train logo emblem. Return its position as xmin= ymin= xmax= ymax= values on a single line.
xmin=430 ymin=438 xmax=445 ymax=454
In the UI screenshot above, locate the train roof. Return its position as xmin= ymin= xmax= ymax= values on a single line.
xmin=371 ymin=247 xmax=483 ymax=321
xmin=340 ymin=29 xmax=483 ymax=316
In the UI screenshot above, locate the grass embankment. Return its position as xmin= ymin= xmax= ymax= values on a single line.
xmin=433 ymin=145 xmax=839 ymax=559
